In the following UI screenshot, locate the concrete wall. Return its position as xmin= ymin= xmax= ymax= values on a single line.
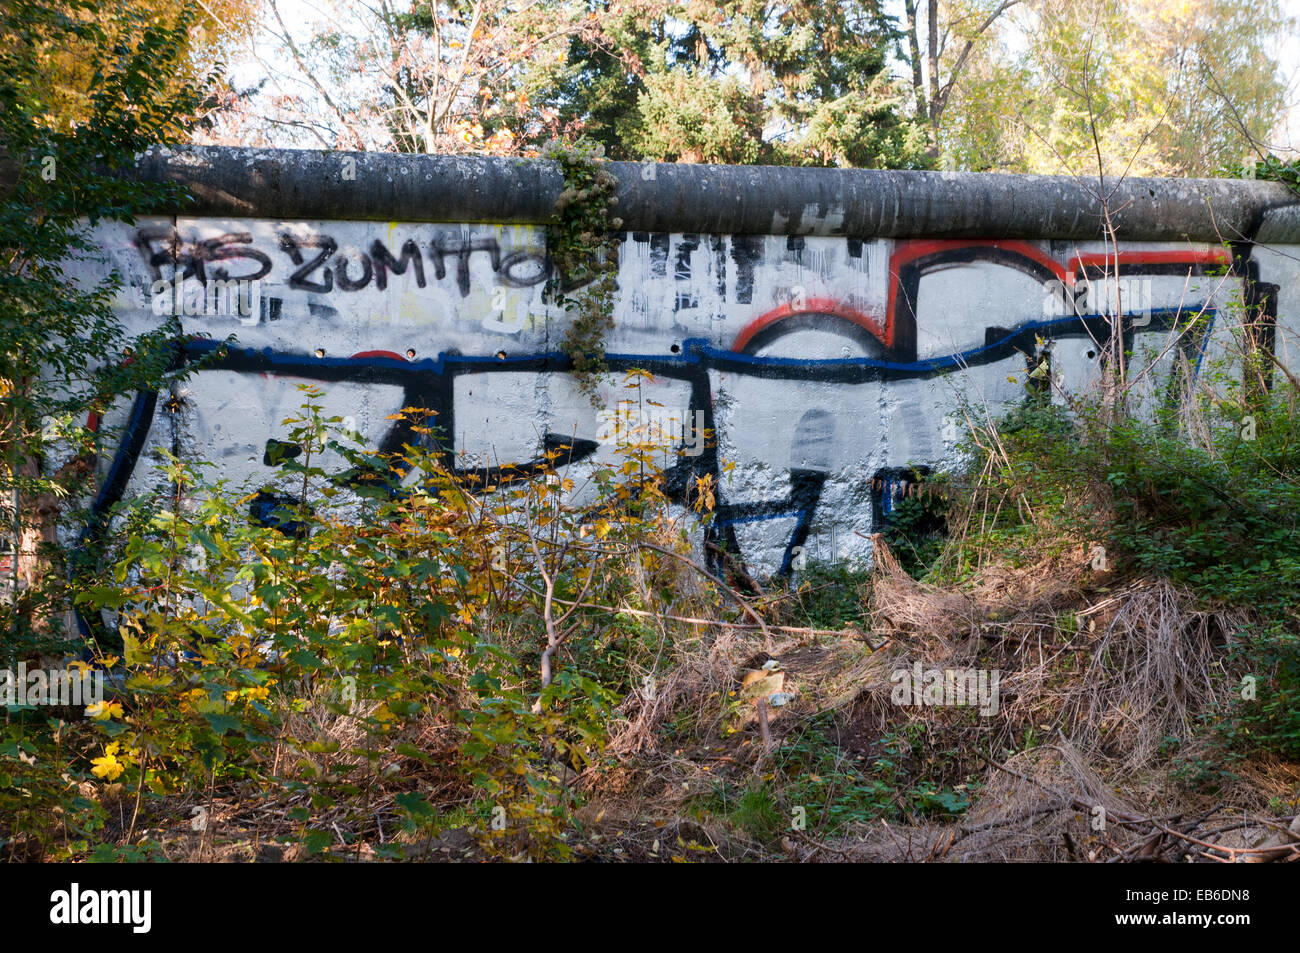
xmin=67 ymin=148 xmax=1300 ymax=577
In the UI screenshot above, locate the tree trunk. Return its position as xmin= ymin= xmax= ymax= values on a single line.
xmin=926 ymin=0 xmax=941 ymax=155
xmin=904 ymin=0 xmax=926 ymax=120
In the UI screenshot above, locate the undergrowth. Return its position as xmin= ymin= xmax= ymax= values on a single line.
xmin=6 ymin=307 xmax=1300 ymax=862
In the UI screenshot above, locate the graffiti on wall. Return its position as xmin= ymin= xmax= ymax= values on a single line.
xmin=71 ymin=218 xmax=1283 ymax=638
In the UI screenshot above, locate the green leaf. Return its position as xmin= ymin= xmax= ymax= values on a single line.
xmin=203 ymin=713 xmax=242 ymax=736
xmin=302 ymin=830 xmax=333 ymax=855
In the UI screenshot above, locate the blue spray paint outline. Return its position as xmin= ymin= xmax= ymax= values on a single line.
xmin=73 ymin=304 xmax=1215 ymax=640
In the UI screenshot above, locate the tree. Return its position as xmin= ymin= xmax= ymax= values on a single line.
xmin=899 ymin=0 xmax=1022 ymax=159
xmin=12 ymin=0 xmax=254 ymax=135
xmin=924 ymin=0 xmax=1292 ymax=175
xmin=543 ymin=0 xmax=931 ymax=167
xmin=630 ymin=68 xmax=765 ymax=163
xmin=0 ymin=0 xmax=210 ymax=644
xmin=218 ymin=0 xmax=930 ymax=168
xmin=201 ymin=0 xmax=595 ymax=153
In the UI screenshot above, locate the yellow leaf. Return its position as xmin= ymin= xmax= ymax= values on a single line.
xmin=85 ymin=700 xmax=124 ymax=721
xmin=91 ymin=742 xmax=125 ymax=781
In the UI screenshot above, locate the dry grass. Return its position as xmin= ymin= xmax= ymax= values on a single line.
xmin=572 ymin=532 xmax=1298 ymax=862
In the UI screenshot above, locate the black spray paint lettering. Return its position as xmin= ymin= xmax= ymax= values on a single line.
xmin=333 ymin=246 xmax=373 ymax=291
xmin=278 ymin=231 xmax=338 ymax=293
xmin=138 ymin=228 xmax=551 ymax=298
xmin=262 ymin=231 xmax=551 ymax=297
xmin=370 ymin=238 xmax=425 ymax=290
xmin=134 ymin=226 xmax=272 ymax=284
xmin=730 ymin=235 xmax=764 ymax=305
xmin=429 ymin=235 xmax=501 ymax=296
xmin=421 ymin=238 xmax=551 ymax=294
xmin=499 ymin=249 xmax=552 ymax=288
xmin=136 ymin=229 xmax=748 ymax=302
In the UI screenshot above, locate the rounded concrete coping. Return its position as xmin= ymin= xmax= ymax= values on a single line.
xmin=104 ymin=145 xmax=1300 ymax=243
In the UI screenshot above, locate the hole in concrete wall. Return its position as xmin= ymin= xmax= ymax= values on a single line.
xmin=1086 ymin=349 xmax=1097 ymax=359
xmin=496 ymin=350 xmax=508 ymax=360
xmin=314 ymin=348 xmax=326 ymax=358
xmin=670 ymin=343 xmax=681 ymax=353
xmin=406 ymin=348 xmax=416 ymax=359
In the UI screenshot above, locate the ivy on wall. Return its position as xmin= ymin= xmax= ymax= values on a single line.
xmin=543 ymin=139 xmax=623 ymax=403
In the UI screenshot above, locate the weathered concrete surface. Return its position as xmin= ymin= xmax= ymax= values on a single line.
xmin=122 ymin=146 xmax=1300 ymax=242
xmin=50 ymin=147 xmax=1300 ymax=581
